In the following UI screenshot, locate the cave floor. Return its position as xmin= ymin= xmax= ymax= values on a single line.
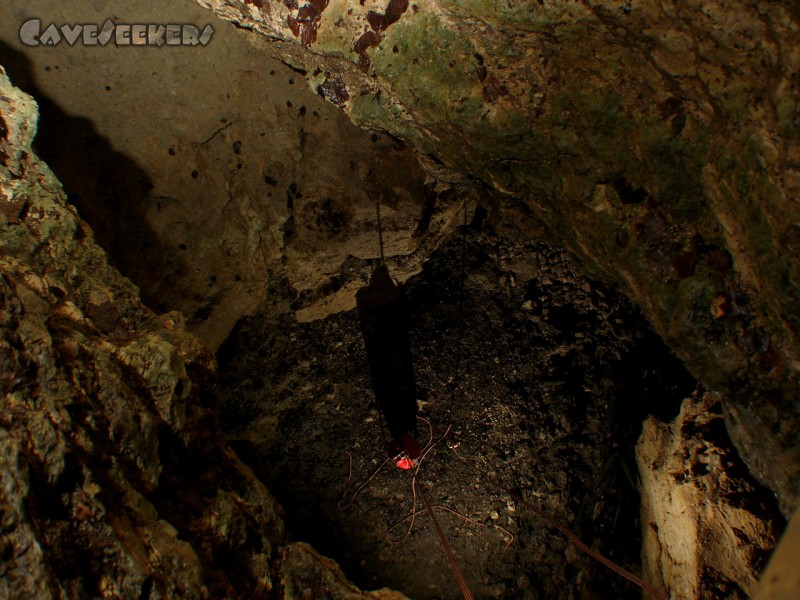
xmin=217 ymin=224 xmax=696 ymax=600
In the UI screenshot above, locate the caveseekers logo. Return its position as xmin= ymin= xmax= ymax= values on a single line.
xmin=20 ymin=19 xmax=214 ymax=47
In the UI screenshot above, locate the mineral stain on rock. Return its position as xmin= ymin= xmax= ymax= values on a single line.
xmin=353 ymin=0 xmax=409 ymax=70
xmin=481 ymin=74 xmax=508 ymax=104
xmin=367 ymin=0 xmax=409 ymax=32
xmin=354 ymin=31 xmax=382 ymax=70
xmin=317 ymin=75 xmax=350 ymax=106
xmin=286 ymin=0 xmax=329 ymax=47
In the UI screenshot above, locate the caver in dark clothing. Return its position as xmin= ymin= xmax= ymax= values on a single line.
xmin=356 ymin=265 xmax=419 ymax=464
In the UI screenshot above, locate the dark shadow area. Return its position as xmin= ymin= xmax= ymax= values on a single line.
xmin=356 ymin=264 xmax=419 ymax=461
xmin=0 ymin=40 xmax=183 ymax=314
xmin=215 ymin=221 xmax=712 ymax=600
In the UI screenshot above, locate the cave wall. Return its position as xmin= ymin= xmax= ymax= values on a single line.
xmin=0 ymin=0 xmax=467 ymax=351
xmin=196 ymin=0 xmax=800 ymax=516
xmin=0 ymin=1 xmax=796 ymax=596
xmin=0 ymin=67 xmax=407 ymax=600
xmin=1 ymin=0 xmax=794 ymax=521
xmin=637 ymin=391 xmax=780 ymax=598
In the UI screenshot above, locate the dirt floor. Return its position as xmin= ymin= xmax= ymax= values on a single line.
xmin=216 ymin=218 xmax=697 ymax=600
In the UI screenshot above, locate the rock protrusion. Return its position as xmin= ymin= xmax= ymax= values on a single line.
xmin=637 ymin=391 xmax=782 ymax=599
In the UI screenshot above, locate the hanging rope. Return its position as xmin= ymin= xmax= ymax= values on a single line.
xmin=361 ymin=199 xmax=388 ymax=445
xmin=361 ymin=198 xmax=418 ymax=453
xmin=418 ymin=482 xmax=475 ymax=600
xmin=376 ymin=200 xmax=385 ymax=264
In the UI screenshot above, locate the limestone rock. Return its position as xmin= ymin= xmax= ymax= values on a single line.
xmin=0 ymin=67 xmax=393 ymax=600
xmin=0 ymin=62 xmax=280 ymax=599
xmin=196 ymin=0 xmax=800 ymax=516
xmin=0 ymin=0 xmax=464 ymax=349
xmin=637 ymin=392 xmax=782 ymax=599
xmin=753 ymin=505 xmax=800 ymax=600
xmin=281 ymin=542 xmax=409 ymax=600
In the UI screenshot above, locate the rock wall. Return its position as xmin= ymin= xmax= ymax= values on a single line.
xmin=752 ymin=505 xmax=800 ymax=600
xmin=637 ymin=391 xmax=781 ymax=599
xmin=1 ymin=0 xmax=795 ymax=594
xmin=0 ymin=0 xmax=466 ymax=350
xmin=196 ymin=0 xmax=800 ymax=516
xmin=0 ymin=67 xmax=404 ymax=600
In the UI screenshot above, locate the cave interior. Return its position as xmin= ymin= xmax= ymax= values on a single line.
xmin=0 ymin=1 xmax=798 ymax=599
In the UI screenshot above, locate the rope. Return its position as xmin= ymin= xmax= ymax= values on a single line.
xmin=376 ymin=200 xmax=385 ymax=264
xmin=366 ymin=199 xmax=390 ymax=443
xmin=449 ymin=444 xmax=668 ymax=600
xmin=418 ymin=482 xmax=475 ymax=600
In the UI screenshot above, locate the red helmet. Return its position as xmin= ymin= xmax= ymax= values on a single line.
xmin=387 ymin=433 xmax=421 ymax=470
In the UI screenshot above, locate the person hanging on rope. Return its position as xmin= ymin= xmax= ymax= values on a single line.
xmin=356 ymin=200 xmax=420 ymax=468
xmin=356 ymin=263 xmax=421 ymax=470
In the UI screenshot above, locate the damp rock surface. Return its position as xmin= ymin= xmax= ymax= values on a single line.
xmin=0 ymin=66 xmax=397 ymax=600
xmin=199 ymin=0 xmax=800 ymax=517
xmin=218 ymin=222 xmax=712 ymax=599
